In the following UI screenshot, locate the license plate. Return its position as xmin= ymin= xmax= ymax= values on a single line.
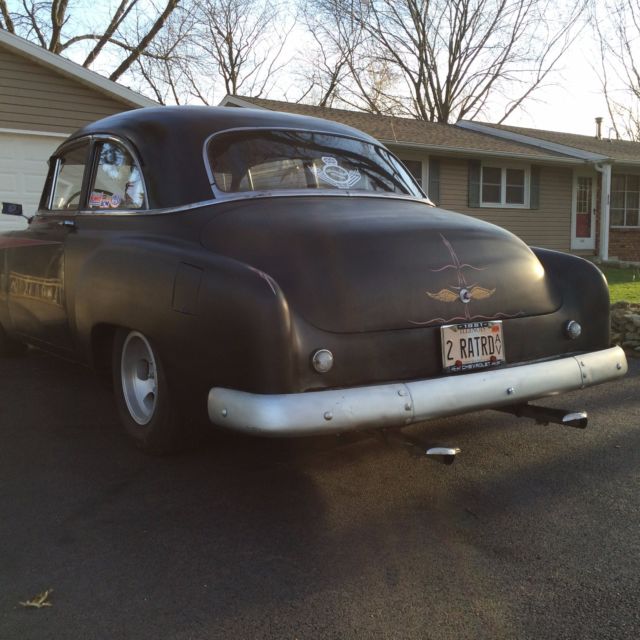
xmin=440 ymin=321 xmax=505 ymax=372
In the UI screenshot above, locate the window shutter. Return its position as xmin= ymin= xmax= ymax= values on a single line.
xmin=428 ymin=158 xmax=440 ymax=204
xmin=530 ymin=165 xmax=540 ymax=209
xmin=468 ymin=160 xmax=481 ymax=207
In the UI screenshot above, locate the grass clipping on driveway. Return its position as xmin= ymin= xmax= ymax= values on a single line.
xmin=602 ymin=266 xmax=640 ymax=304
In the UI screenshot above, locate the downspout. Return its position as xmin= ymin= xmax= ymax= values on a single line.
xmin=594 ymin=163 xmax=612 ymax=262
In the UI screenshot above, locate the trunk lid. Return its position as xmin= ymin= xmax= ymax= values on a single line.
xmin=201 ymin=196 xmax=561 ymax=333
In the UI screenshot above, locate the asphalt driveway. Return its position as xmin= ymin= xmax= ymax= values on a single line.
xmin=0 ymin=351 xmax=638 ymax=640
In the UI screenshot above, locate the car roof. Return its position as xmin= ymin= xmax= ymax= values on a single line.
xmin=65 ymin=106 xmax=382 ymax=208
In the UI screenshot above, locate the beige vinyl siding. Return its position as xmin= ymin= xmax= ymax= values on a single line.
xmin=437 ymin=156 xmax=572 ymax=251
xmin=0 ymin=47 xmax=134 ymax=133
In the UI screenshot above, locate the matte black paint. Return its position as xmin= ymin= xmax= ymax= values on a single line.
xmin=0 ymin=106 xmax=611 ymax=399
xmin=200 ymin=197 xmax=562 ymax=333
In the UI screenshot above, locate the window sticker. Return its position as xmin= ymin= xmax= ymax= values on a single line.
xmin=89 ymin=191 xmax=123 ymax=209
xmin=317 ymin=156 xmax=361 ymax=189
xmin=90 ymin=191 xmax=110 ymax=208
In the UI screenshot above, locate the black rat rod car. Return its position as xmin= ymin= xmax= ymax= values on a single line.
xmin=0 ymin=106 xmax=628 ymax=454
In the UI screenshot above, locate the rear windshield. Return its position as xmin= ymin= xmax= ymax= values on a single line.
xmin=206 ymin=130 xmax=422 ymax=197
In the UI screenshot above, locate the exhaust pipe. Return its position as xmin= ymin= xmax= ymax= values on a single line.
xmin=378 ymin=430 xmax=461 ymax=464
xmin=426 ymin=446 xmax=461 ymax=465
xmin=499 ymin=403 xmax=588 ymax=429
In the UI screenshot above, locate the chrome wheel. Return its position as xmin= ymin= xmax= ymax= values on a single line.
xmin=120 ymin=331 xmax=158 ymax=425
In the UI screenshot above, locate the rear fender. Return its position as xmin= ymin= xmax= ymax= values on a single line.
xmin=532 ymin=248 xmax=610 ymax=347
xmin=73 ymin=237 xmax=295 ymax=393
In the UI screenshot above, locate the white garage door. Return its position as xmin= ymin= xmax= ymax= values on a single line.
xmin=0 ymin=131 xmax=67 ymax=230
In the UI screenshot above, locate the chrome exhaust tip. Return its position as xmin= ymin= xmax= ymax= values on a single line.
xmin=562 ymin=411 xmax=588 ymax=429
xmin=498 ymin=404 xmax=588 ymax=429
xmin=426 ymin=446 xmax=461 ymax=465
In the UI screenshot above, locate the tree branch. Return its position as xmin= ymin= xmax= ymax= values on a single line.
xmin=109 ymin=0 xmax=180 ymax=81
xmin=0 ymin=0 xmax=15 ymax=32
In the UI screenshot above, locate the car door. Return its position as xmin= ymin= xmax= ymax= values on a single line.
xmin=6 ymin=140 xmax=91 ymax=354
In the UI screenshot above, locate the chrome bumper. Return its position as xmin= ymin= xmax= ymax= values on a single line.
xmin=207 ymin=346 xmax=628 ymax=436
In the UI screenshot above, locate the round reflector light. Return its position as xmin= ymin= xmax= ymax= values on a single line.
xmin=311 ymin=349 xmax=334 ymax=373
xmin=565 ymin=320 xmax=582 ymax=340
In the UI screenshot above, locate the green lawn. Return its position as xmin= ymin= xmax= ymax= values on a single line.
xmin=601 ymin=266 xmax=640 ymax=304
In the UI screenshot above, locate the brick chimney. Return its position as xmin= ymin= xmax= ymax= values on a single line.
xmin=595 ymin=117 xmax=603 ymax=140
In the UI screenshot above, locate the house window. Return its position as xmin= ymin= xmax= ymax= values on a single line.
xmin=611 ymin=174 xmax=640 ymax=227
xmin=402 ymin=159 xmax=423 ymax=188
xmin=481 ymin=166 xmax=528 ymax=207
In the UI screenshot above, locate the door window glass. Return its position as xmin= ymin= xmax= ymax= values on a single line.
xmin=576 ymin=176 xmax=593 ymax=238
xmin=89 ymin=142 xmax=146 ymax=210
xmin=50 ymin=143 xmax=89 ymax=210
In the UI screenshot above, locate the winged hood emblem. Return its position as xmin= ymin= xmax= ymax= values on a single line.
xmin=418 ymin=234 xmax=501 ymax=322
xmin=428 ymin=285 xmax=495 ymax=303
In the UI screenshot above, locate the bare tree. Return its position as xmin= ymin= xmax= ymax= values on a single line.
xmin=131 ymin=4 xmax=199 ymax=103
xmin=127 ymin=0 xmax=293 ymax=104
xmin=593 ymin=0 xmax=640 ymax=140
xmin=0 ymin=0 xmax=180 ymax=82
xmin=297 ymin=0 xmax=360 ymax=107
xmin=188 ymin=0 xmax=292 ymax=101
xmin=301 ymin=0 xmax=586 ymax=123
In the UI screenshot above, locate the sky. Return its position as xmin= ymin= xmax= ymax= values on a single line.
xmin=505 ymin=38 xmax=612 ymax=137
xmin=4 ymin=0 xmax=626 ymax=138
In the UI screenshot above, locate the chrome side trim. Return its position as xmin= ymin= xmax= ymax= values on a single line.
xmin=207 ymin=347 xmax=628 ymax=437
xmin=52 ymin=191 xmax=434 ymax=219
xmin=71 ymin=198 xmax=220 ymax=217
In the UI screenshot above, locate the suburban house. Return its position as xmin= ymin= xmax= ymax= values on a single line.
xmin=0 ymin=33 xmax=637 ymax=265
xmin=221 ymin=95 xmax=640 ymax=264
xmin=0 ymin=29 xmax=156 ymax=227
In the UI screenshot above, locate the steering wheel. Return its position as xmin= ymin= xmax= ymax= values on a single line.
xmin=65 ymin=190 xmax=82 ymax=209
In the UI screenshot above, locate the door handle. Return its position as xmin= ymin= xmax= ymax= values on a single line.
xmin=57 ymin=219 xmax=76 ymax=229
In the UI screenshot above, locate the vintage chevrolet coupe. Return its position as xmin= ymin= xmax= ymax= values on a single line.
xmin=0 ymin=106 xmax=628 ymax=454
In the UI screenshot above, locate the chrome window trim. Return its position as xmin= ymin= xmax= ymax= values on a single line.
xmin=202 ymin=126 xmax=426 ymax=199
xmin=53 ymin=190 xmax=434 ymax=219
xmin=46 ymin=158 xmax=62 ymax=210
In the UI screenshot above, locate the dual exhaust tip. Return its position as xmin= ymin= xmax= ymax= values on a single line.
xmin=423 ymin=404 xmax=588 ymax=466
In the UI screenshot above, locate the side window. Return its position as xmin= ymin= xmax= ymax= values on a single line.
xmin=89 ymin=142 xmax=146 ymax=210
xmin=50 ymin=143 xmax=89 ymax=210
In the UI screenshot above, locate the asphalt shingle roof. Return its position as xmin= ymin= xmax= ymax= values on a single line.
xmin=230 ymin=96 xmax=571 ymax=160
xmin=479 ymin=123 xmax=640 ymax=163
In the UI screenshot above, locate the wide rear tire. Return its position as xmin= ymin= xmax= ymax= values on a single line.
xmin=112 ymin=328 xmax=184 ymax=454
